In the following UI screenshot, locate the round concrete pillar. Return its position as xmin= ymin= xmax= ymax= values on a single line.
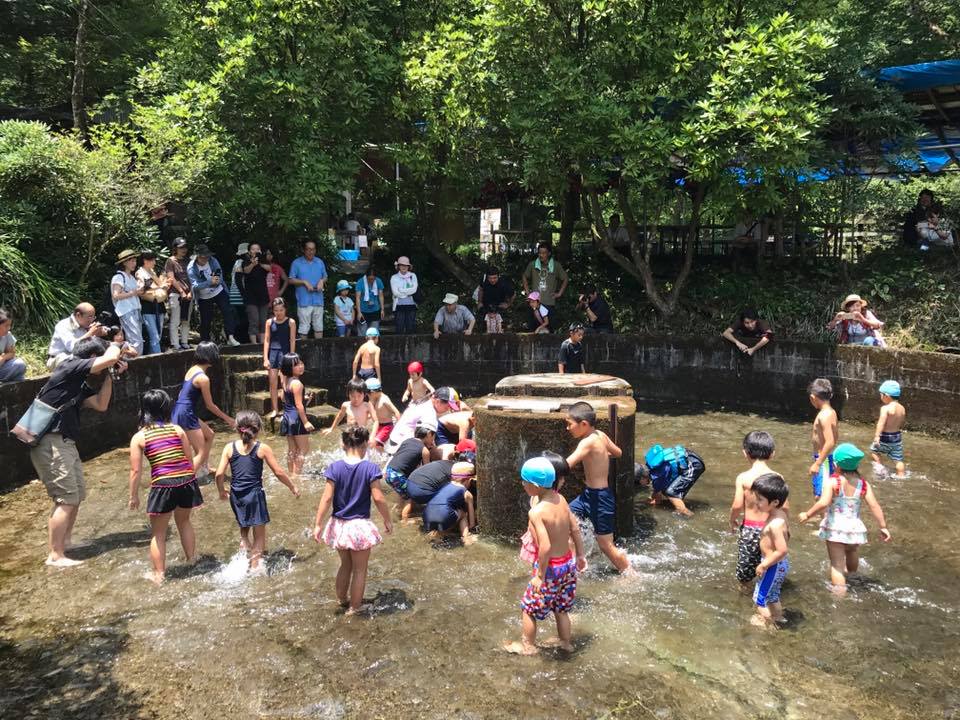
xmin=474 ymin=373 xmax=636 ymax=539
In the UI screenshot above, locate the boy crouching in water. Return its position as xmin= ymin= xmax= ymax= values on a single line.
xmin=751 ymin=473 xmax=790 ymax=627
xmin=504 ymin=457 xmax=586 ymax=655
xmin=565 ymin=401 xmax=632 ymax=573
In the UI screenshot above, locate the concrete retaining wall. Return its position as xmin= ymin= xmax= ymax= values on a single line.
xmin=4 ymin=334 xmax=960 ymax=492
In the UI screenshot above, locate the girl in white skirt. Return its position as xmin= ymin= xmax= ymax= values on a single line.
xmin=313 ymin=425 xmax=393 ymax=614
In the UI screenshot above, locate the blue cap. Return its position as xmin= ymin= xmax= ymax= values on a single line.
xmin=879 ymin=380 xmax=901 ymax=398
xmin=365 ymin=326 xmax=380 ymax=337
xmin=336 ymin=279 xmax=350 ymax=291
xmin=521 ymin=457 xmax=556 ymax=488
xmin=364 ymin=377 xmax=382 ymax=391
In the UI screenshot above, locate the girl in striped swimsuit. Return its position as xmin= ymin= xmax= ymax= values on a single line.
xmin=129 ymin=389 xmax=203 ymax=584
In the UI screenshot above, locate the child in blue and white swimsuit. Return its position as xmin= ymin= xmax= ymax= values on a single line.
xmin=799 ymin=443 xmax=892 ymax=596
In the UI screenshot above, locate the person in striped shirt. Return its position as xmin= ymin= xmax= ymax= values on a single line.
xmin=128 ymin=389 xmax=204 ymax=584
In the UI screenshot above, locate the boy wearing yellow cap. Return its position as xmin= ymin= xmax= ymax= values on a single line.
xmin=870 ymin=380 xmax=906 ymax=477
xmin=504 ymin=457 xmax=586 ymax=656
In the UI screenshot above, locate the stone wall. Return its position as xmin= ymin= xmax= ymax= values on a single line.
xmin=4 ymin=334 xmax=960 ymax=491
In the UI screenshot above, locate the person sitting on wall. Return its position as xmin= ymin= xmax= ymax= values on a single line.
xmin=902 ymin=188 xmax=934 ymax=247
xmin=721 ymin=307 xmax=773 ymax=356
xmin=827 ymin=294 xmax=885 ymax=347
xmin=916 ymin=207 xmax=955 ymax=251
xmin=576 ymin=286 xmax=614 ymax=333
xmin=47 ymin=303 xmax=108 ymax=369
xmin=433 ymin=293 xmax=475 ymax=338
xmin=0 ymin=308 xmax=27 ymax=383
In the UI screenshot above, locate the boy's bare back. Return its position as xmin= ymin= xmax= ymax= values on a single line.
xmin=357 ymin=341 xmax=379 ymax=370
xmin=812 ymin=405 xmax=838 ymax=451
xmin=569 ymin=430 xmax=621 ymax=490
xmin=530 ymin=493 xmax=575 ymax=561
xmin=880 ymin=401 xmax=905 ymax=432
xmin=735 ymin=465 xmax=769 ymax=523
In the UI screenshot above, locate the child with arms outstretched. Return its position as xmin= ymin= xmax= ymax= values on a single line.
xmin=215 ymin=411 xmax=300 ymax=570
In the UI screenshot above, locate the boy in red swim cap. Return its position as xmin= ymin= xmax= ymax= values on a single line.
xmin=401 ymin=360 xmax=435 ymax=404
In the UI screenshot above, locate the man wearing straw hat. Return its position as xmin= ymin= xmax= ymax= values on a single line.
xmin=432 ymin=293 xmax=475 ymax=339
xmin=111 ymin=248 xmax=145 ymax=354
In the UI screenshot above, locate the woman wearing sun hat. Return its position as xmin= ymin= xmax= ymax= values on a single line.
xmin=390 ymin=255 xmax=419 ymax=335
xmin=826 ymin=294 xmax=885 ymax=347
xmin=111 ymin=248 xmax=146 ymax=354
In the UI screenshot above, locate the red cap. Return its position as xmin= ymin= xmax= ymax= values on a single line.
xmin=455 ymin=438 xmax=477 ymax=454
xmin=407 ymin=361 xmax=424 ymax=375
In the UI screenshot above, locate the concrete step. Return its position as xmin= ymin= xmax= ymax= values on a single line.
xmin=237 ymin=387 xmax=328 ymax=415
xmin=232 ymin=370 xmax=270 ymax=395
xmin=265 ymin=404 xmax=339 ymax=433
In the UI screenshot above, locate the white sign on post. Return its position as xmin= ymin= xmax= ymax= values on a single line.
xmin=357 ymin=235 xmax=368 ymax=248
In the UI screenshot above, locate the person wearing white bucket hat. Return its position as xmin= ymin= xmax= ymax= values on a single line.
xmin=433 ymin=292 xmax=475 ymax=338
xmin=390 ymin=255 xmax=419 ymax=335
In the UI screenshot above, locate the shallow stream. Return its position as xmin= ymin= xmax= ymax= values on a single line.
xmin=1 ymin=409 xmax=957 ymax=719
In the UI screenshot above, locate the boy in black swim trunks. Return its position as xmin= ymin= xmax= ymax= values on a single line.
xmin=730 ymin=430 xmax=780 ymax=585
xmin=565 ymin=402 xmax=632 ymax=574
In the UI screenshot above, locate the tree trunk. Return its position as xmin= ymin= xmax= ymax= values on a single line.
xmin=72 ymin=0 xmax=90 ymax=143
xmin=556 ymin=174 xmax=579 ymax=261
xmin=424 ymin=180 xmax=475 ymax=289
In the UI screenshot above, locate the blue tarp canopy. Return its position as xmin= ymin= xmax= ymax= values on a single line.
xmin=875 ymin=60 xmax=960 ymax=92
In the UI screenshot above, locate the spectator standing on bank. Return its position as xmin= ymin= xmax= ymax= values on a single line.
xmin=902 ymin=189 xmax=934 ymax=247
xmin=576 ymin=286 xmax=614 ymax=333
xmin=289 ymin=239 xmax=328 ymax=339
xmin=391 ymin=256 xmax=419 ymax=335
xmin=522 ymin=242 xmax=568 ymax=314
xmin=111 ymin=248 xmax=145 ymax=355
xmin=722 ymin=307 xmax=774 ymax=356
xmin=477 ymin=266 xmax=514 ymax=334
xmin=29 ymin=337 xmax=126 ymax=566
xmin=0 ymin=308 xmax=27 ymax=383
xmin=188 ymin=244 xmax=241 ymax=346
xmin=355 ymin=266 xmax=385 ymax=332
xmin=263 ymin=248 xmax=289 ymax=304
xmin=47 ymin=303 xmax=107 ymax=369
xmin=165 ymin=238 xmax=193 ymax=350
xmin=433 ymin=293 xmax=475 ymax=338
xmin=136 ymin=250 xmax=170 ymax=355
xmin=334 ymin=279 xmax=358 ymax=337
xmin=242 ymin=242 xmax=271 ymax=344
xmin=229 ymin=243 xmax=249 ymax=343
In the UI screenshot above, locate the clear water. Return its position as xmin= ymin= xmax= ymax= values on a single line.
xmin=1 ymin=409 xmax=958 ymax=719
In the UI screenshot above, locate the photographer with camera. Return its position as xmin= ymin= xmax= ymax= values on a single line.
xmin=187 ymin=244 xmax=242 ymax=346
xmin=827 ymin=294 xmax=885 ymax=347
xmin=242 ymin=242 xmax=272 ymax=344
xmin=46 ymin=303 xmax=108 ymax=369
xmin=576 ymin=286 xmax=614 ymax=334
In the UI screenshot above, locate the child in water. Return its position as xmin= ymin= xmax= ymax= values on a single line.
xmin=171 ymin=341 xmax=237 ymax=480
xmin=870 ymin=380 xmax=906 ymax=477
xmin=750 ymin=473 xmax=790 ymax=627
xmin=798 ymin=443 xmax=891 ymax=596
xmin=730 ymin=431 xmax=781 ymax=585
xmin=215 ymin=411 xmax=300 ymax=570
xmin=313 ymin=425 xmax=393 ymax=614
xmin=565 ymin=401 xmax=632 ymax=573
xmin=504 ymin=457 xmax=586 ymax=655
xmin=384 ymin=420 xmax=436 ymax=520
xmin=402 ymin=361 xmax=434 ymax=404
xmin=365 ymin=378 xmax=401 ymax=449
xmin=279 ymin=352 xmax=314 ymax=476
xmin=128 ymin=389 xmax=203 ymax=584
xmin=262 ymin=297 xmax=296 ymax=417
xmin=422 ymin=461 xmax=478 ymax=545
xmin=324 ymin=378 xmax=375 ymax=434
xmin=520 ymin=451 xmax=582 ymax=566
xmin=637 ymin=443 xmax=706 ymax=516
xmin=807 ymin=378 xmax=838 ymax=498
xmin=352 ymin=327 xmax=381 ymax=381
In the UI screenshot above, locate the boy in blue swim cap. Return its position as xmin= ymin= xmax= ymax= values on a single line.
xmin=352 ymin=325 xmax=381 ymax=382
xmin=870 ymin=380 xmax=906 ymax=477
xmin=504 ymin=457 xmax=586 ymax=656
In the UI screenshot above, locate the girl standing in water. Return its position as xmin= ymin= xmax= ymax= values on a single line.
xmin=279 ymin=352 xmax=314 ymax=476
xmin=313 ymin=425 xmax=393 ymax=614
xmin=215 ymin=411 xmax=300 ymax=571
xmin=171 ymin=341 xmax=236 ymax=479
xmin=262 ymin=298 xmax=296 ymax=418
xmin=128 ymin=389 xmax=204 ymax=584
